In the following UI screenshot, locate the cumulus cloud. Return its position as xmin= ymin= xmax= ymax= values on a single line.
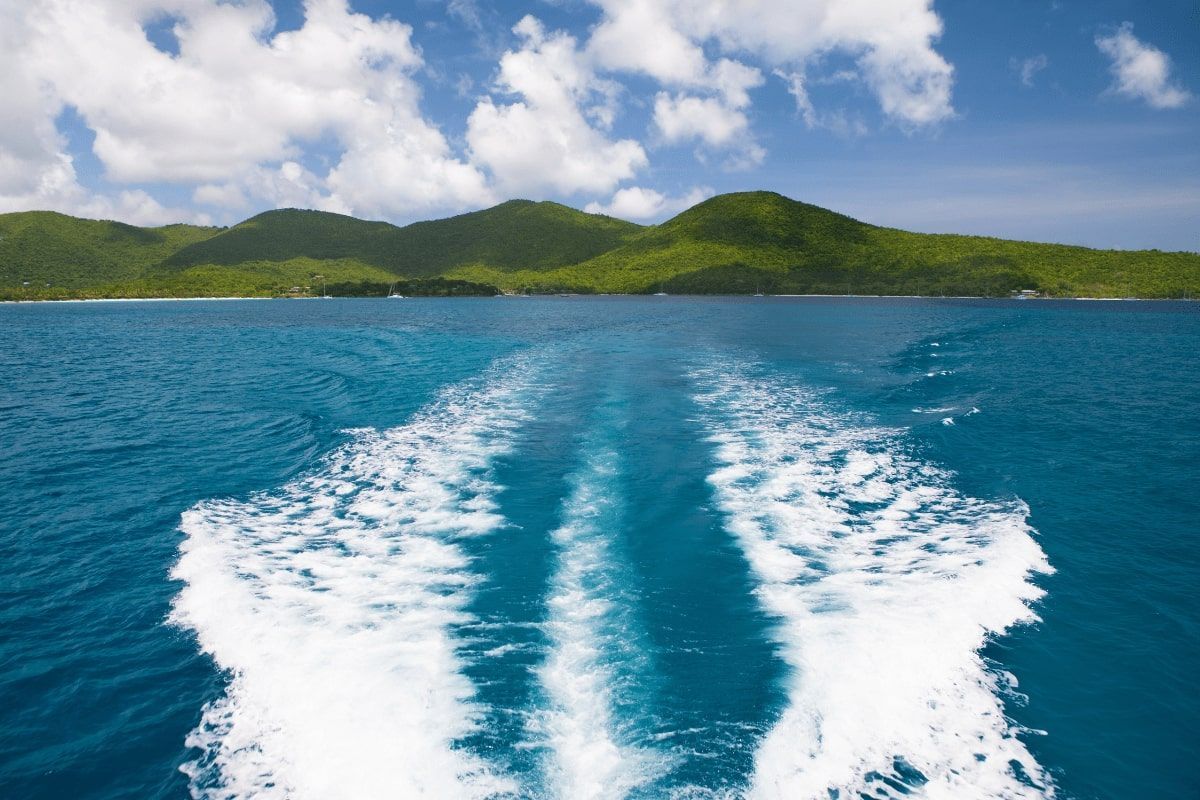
xmin=1011 ymin=54 xmax=1049 ymax=87
xmin=584 ymin=185 xmax=713 ymax=220
xmin=2 ymin=0 xmax=492 ymax=222
xmin=193 ymin=182 xmax=249 ymax=211
xmin=654 ymin=95 xmax=746 ymax=148
xmin=0 ymin=0 xmax=966 ymax=224
xmin=1096 ymin=23 xmax=1192 ymax=109
xmin=466 ymin=16 xmax=647 ymax=196
xmin=586 ymin=0 xmax=955 ymax=128
xmin=648 ymin=59 xmax=765 ymax=167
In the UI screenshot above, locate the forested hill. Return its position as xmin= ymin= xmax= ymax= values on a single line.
xmin=2 ymin=192 xmax=1197 ymax=299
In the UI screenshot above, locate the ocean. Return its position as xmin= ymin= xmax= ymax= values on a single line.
xmin=0 ymin=296 xmax=1196 ymax=799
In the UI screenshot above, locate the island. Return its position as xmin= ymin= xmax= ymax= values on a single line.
xmin=2 ymin=191 xmax=1197 ymax=300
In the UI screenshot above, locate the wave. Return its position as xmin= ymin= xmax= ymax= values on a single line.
xmin=692 ymin=362 xmax=1054 ymax=800
xmin=170 ymin=355 xmax=545 ymax=799
xmin=528 ymin=420 xmax=669 ymax=799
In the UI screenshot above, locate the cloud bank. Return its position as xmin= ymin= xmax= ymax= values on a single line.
xmin=0 ymin=0 xmax=964 ymax=225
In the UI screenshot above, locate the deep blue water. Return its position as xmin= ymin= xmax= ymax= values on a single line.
xmin=0 ymin=297 xmax=1195 ymax=799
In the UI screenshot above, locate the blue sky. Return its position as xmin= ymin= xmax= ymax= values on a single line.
xmin=1 ymin=0 xmax=1196 ymax=250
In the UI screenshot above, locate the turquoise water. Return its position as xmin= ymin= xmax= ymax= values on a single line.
xmin=0 ymin=297 xmax=1196 ymax=799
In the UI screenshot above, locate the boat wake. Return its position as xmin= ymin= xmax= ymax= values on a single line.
xmin=169 ymin=347 xmax=1055 ymax=800
xmin=527 ymin=406 xmax=670 ymax=799
xmin=170 ymin=356 xmax=545 ymax=799
xmin=692 ymin=361 xmax=1055 ymax=800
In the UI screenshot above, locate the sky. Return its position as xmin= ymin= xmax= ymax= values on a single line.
xmin=0 ymin=0 xmax=1196 ymax=250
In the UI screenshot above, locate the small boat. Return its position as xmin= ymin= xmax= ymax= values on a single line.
xmin=754 ymin=284 xmax=764 ymax=297
xmin=652 ymin=283 xmax=668 ymax=296
xmin=387 ymin=283 xmax=405 ymax=299
xmin=319 ymin=280 xmax=332 ymax=299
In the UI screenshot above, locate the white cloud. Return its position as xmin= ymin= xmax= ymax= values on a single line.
xmin=586 ymin=0 xmax=955 ymax=128
xmin=654 ymin=94 xmax=748 ymax=148
xmin=584 ymin=185 xmax=712 ymax=219
xmin=0 ymin=3 xmax=203 ymax=226
xmin=775 ymin=70 xmax=867 ymax=137
xmin=645 ymin=60 xmax=765 ymax=167
xmin=0 ymin=154 xmax=209 ymax=226
xmin=2 ymin=0 xmax=493 ymax=222
xmin=586 ymin=1 xmax=765 ymax=164
xmin=1 ymin=0 xmax=964 ymax=225
xmin=193 ymin=182 xmax=249 ymax=210
xmin=1096 ymin=23 xmax=1192 ymax=110
xmin=250 ymin=162 xmax=351 ymax=215
xmin=587 ymin=0 xmax=709 ymax=85
xmin=1011 ymin=54 xmax=1049 ymax=88
xmin=652 ymin=93 xmax=765 ymax=168
xmin=447 ymin=0 xmax=482 ymax=32
xmin=466 ymin=16 xmax=647 ymax=196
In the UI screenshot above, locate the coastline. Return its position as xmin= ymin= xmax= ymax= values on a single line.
xmin=0 ymin=296 xmax=277 ymax=304
xmin=2 ymin=293 xmax=1191 ymax=304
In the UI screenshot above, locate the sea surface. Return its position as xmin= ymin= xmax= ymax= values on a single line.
xmin=0 ymin=297 xmax=1196 ymax=800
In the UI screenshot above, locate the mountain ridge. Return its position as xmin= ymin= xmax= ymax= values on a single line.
xmin=2 ymin=192 xmax=1197 ymax=299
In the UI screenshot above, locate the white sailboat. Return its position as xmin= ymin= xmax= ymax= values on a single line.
xmin=387 ymin=283 xmax=405 ymax=299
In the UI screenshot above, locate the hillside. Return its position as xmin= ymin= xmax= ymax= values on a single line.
xmin=1 ymin=192 xmax=1197 ymax=299
xmin=0 ymin=212 xmax=220 ymax=291
xmin=449 ymin=192 xmax=1200 ymax=297
xmin=164 ymin=200 xmax=642 ymax=276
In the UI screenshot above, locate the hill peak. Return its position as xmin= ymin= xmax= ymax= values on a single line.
xmin=238 ymin=207 xmax=376 ymax=227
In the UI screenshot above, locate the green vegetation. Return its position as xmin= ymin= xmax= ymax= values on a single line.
xmin=448 ymin=193 xmax=1200 ymax=298
xmin=0 ymin=211 xmax=220 ymax=292
xmin=2 ymin=192 xmax=1197 ymax=300
xmin=323 ymin=279 xmax=499 ymax=297
xmin=164 ymin=200 xmax=641 ymax=276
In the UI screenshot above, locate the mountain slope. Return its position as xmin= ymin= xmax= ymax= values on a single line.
xmin=162 ymin=209 xmax=396 ymax=269
xmin=1 ymin=193 xmax=1197 ymax=299
xmin=383 ymin=200 xmax=643 ymax=275
xmin=0 ymin=211 xmax=220 ymax=290
xmin=448 ymin=192 xmax=1200 ymax=297
xmin=164 ymin=200 xmax=643 ymax=277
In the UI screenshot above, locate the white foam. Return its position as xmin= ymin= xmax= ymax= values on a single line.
xmin=530 ymin=441 xmax=669 ymax=799
xmin=171 ymin=357 xmax=545 ymax=799
xmin=692 ymin=364 xmax=1055 ymax=800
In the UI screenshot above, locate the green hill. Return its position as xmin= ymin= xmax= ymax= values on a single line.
xmin=1 ymin=192 xmax=1197 ymax=299
xmin=165 ymin=200 xmax=642 ymax=276
xmin=449 ymin=192 xmax=1200 ymax=297
xmin=162 ymin=209 xmax=396 ymax=269
xmin=0 ymin=211 xmax=220 ymax=292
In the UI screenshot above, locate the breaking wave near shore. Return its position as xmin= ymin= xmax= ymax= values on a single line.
xmin=692 ymin=360 xmax=1055 ymax=800
xmin=170 ymin=355 xmax=547 ymax=799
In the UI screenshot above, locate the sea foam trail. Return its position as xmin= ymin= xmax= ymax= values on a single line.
xmin=692 ymin=364 xmax=1055 ymax=800
xmin=530 ymin=432 xmax=668 ymax=799
xmin=170 ymin=357 xmax=545 ymax=800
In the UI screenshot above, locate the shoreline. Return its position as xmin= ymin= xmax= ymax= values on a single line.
xmin=2 ymin=293 xmax=1193 ymax=304
xmin=0 ymin=296 xmax=277 ymax=304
